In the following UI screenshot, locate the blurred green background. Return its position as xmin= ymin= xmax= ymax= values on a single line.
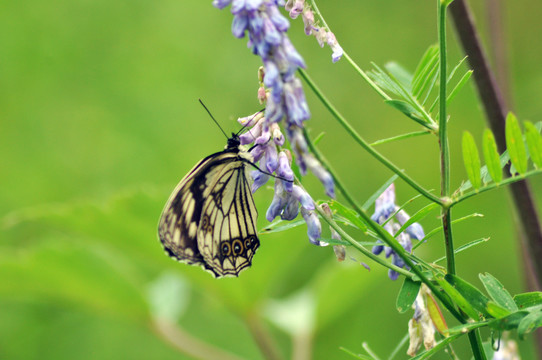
xmin=2 ymin=0 xmax=541 ymax=359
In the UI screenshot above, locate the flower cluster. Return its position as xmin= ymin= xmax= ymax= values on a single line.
xmin=237 ymin=110 xmax=326 ymax=246
xmin=284 ymin=0 xmax=344 ymax=63
xmin=371 ymin=183 xmax=425 ymax=280
xmin=214 ymin=0 xmax=335 ymax=245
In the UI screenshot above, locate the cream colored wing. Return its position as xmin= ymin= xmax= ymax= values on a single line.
xmin=197 ymin=159 xmax=260 ymax=277
xmin=158 ymin=151 xmax=242 ymax=266
xmin=158 ymin=157 xmax=210 ymax=265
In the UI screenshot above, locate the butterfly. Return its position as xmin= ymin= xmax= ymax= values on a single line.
xmin=158 ymin=133 xmax=260 ymax=278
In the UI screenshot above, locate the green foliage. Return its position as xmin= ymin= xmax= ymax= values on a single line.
xmin=430 ymin=237 xmax=489 ymax=263
xmin=368 ymin=44 xmax=472 ymax=136
xmin=393 ymin=202 xmax=438 ymax=239
xmin=458 ymin=120 xmax=542 ymax=197
xmin=4 ymin=0 xmax=542 ymax=359
xmin=396 ymin=277 xmax=421 ymax=313
xmin=506 ymin=113 xmax=528 ymax=174
xmin=483 ymin=129 xmax=503 ymax=183
xmin=462 ymin=131 xmax=482 ymax=189
xmin=479 ymin=272 xmax=518 ymax=312
xmin=329 ymin=200 xmax=369 ymax=232
xmin=525 ymin=121 xmax=542 ymax=168
xmin=514 ymin=292 xmax=542 ymax=309
xmin=361 ymin=174 xmax=399 ymax=211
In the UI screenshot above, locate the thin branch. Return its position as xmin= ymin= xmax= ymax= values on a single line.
xmin=298 ymin=68 xmax=443 ymax=206
xmin=152 ymin=319 xmax=246 ymax=360
xmin=245 ymin=312 xmax=284 ymax=360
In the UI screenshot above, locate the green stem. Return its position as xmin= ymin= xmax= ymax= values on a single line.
xmin=342 ymin=52 xmax=391 ymax=100
xmin=301 ymin=131 xmax=463 ymax=322
xmin=467 ymin=329 xmax=487 ymax=360
xmin=314 ymin=205 xmax=413 ymax=278
xmin=437 ymin=0 xmax=456 ymax=277
xmin=370 ymin=131 xmax=431 ymax=146
xmin=298 ymin=68 xmax=442 ymax=206
xmin=450 ymin=169 xmax=542 ymax=206
xmin=438 ymin=2 xmax=484 ymax=358
xmin=439 ymin=2 xmax=450 ymax=200
xmin=306 ymin=0 xmax=391 ymax=101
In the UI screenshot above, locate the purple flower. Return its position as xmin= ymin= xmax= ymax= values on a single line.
xmin=283 ymin=1 xmax=343 ymax=63
xmin=371 ymin=184 xmax=425 ymax=281
xmin=266 ymin=179 xmax=314 ymax=222
xmin=301 ymin=207 xmax=325 ymax=246
xmin=216 ymin=0 xmax=334 ymax=245
xmin=252 ymin=170 xmax=270 ymax=193
xmin=285 ymin=0 xmax=304 ymax=19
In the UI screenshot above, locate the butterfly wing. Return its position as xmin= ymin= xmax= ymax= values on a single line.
xmin=197 ymin=155 xmax=260 ymax=277
xmin=158 ymin=153 xmax=223 ymax=266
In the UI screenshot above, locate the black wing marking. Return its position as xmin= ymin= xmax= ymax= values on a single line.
xmin=197 ymin=157 xmax=260 ymax=277
xmin=158 ymin=150 xmax=241 ymax=266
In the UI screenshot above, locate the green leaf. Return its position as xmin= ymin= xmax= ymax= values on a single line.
xmin=489 ymin=311 xmax=529 ymax=331
xmin=518 ymin=310 xmax=542 ymax=339
xmin=444 ymin=274 xmax=511 ymax=319
xmin=370 ymin=130 xmax=430 ymax=147
xmin=447 ymin=56 xmax=468 ymax=84
xmin=436 ymin=276 xmax=479 ymax=320
xmin=483 ymin=129 xmax=503 ymax=183
xmin=458 ymin=124 xmax=542 ymax=191
xmin=446 ymin=70 xmax=472 ymax=105
xmin=384 ymin=61 xmax=412 ymax=89
xmin=396 ymin=277 xmax=421 ymax=313
xmin=260 ymin=218 xmax=306 ymax=234
xmin=312 ymin=131 xmax=326 ymax=146
xmin=339 ymin=348 xmax=375 ymax=360
xmin=328 ymin=200 xmax=368 ymax=232
xmin=505 ymin=112 xmax=528 ymax=174
xmin=462 ymin=131 xmax=482 ymax=189
xmin=479 ymin=273 xmax=518 ymax=312
xmin=524 ymin=120 xmax=542 ymax=168
xmin=514 ymin=292 xmax=542 ymax=309
xmin=444 ymin=274 xmax=489 ymax=318
xmin=361 ymin=175 xmax=399 ymax=211
xmin=410 ymin=334 xmax=462 ymax=360
xmin=384 ymin=99 xmax=427 ymax=126
xmin=486 ymin=301 xmax=514 ymax=319
xmin=415 ymin=59 xmax=439 ymax=101
xmin=431 ymin=237 xmax=489 ymax=263
xmin=370 ymin=63 xmax=409 ymax=99
xmin=412 ymin=45 xmax=439 ymax=98
xmin=394 ymin=202 xmax=439 ymax=239
xmin=418 ymin=213 xmax=484 ymax=246
xmin=315 ymin=236 xmax=349 ymax=246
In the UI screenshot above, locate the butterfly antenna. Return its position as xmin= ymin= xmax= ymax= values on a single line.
xmin=199 ymin=99 xmax=229 ymax=139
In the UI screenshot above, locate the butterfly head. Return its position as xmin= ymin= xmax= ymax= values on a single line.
xmin=226 ymin=133 xmax=241 ymax=150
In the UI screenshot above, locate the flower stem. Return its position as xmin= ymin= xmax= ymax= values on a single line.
xmin=301 ymin=130 xmax=464 ymax=322
xmin=298 ymin=68 xmax=442 ymax=206
xmin=307 ymin=0 xmax=391 ymax=101
xmin=450 ymin=169 xmax=542 ymax=206
xmin=437 ymin=0 xmax=456 ymax=276
xmin=314 ymin=205 xmax=413 ymax=278
xmin=439 ymin=2 xmax=484 ymax=358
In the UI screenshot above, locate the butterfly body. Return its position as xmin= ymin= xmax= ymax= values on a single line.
xmin=158 ymin=134 xmax=260 ymax=277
